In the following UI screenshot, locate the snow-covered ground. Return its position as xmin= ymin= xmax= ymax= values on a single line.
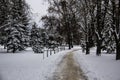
xmin=74 ymin=47 xmax=120 ymax=80
xmin=0 ymin=46 xmax=120 ymax=80
xmin=0 ymin=47 xmax=69 ymax=80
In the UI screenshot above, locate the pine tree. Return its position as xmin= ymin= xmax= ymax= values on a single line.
xmin=0 ymin=0 xmax=11 ymax=47
xmin=2 ymin=0 xmax=30 ymax=53
xmin=41 ymin=31 xmax=48 ymax=47
xmin=6 ymin=23 xmax=22 ymax=53
xmin=30 ymin=23 xmax=43 ymax=53
xmin=13 ymin=0 xmax=29 ymax=50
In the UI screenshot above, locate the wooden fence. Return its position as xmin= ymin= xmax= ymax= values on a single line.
xmin=42 ymin=46 xmax=66 ymax=59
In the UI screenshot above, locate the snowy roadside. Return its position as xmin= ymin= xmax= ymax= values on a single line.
xmin=74 ymin=48 xmax=120 ymax=80
xmin=0 ymin=47 xmax=70 ymax=80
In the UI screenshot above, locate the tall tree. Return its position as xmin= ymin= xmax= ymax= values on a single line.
xmin=96 ymin=0 xmax=109 ymax=56
xmin=75 ymin=0 xmax=96 ymax=54
xmin=0 ymin=0 xmax=11 ymax=46
xmin=30 ymin=23 xmax=43 ymax=53
xmin=0 ymin=0 xmax=30 ymax=53
xmin=111 ymin=0 xmax=120 ymax=60
xmin=42 ymin=0 xmax=81 ymax=49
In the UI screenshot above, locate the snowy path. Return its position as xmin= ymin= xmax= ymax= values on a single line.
xmin=48 ymin=50 xmax=87 ymax=80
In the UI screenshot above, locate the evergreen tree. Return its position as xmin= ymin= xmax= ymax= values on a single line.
xmin=0 ymin=0 xmax=11 ymax=47
xmin=41 ymin=31 xmax=48 ymax=47
xmin=30 ymin=23 xmax=43 ymax=53
xmin=12 ymin=0 xmax=30 ymax=50
xmin=0 ymin=0 xmax=30 ymax=53
xmin=6 ymin=23 xmax=22 ymax=53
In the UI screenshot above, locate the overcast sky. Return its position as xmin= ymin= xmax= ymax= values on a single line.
xmin=25 ymin=0 xmax=49 ymax=26
xmin=26 ymin=0 xmax=48 ymax=15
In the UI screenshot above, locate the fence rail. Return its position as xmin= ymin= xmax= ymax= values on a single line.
xmin=42 ymin=46 xmax=66 ymax=59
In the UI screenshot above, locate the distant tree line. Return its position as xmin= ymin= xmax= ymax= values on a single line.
xmin=41 ymin=0 xmax=120 ymax=60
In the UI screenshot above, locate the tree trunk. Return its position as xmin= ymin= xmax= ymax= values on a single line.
xmin=13 ymin=46 xmax=16 ymax=53
xmin=113 ymin=0 xmax=120 ymax=60
xmin=116 ymin=41 xmax=120 ymax=60
xmin=96 ymin=39 xmax=102 ymax=56
xmin=96 ymin=0 xmax=102 ymax=56
xmin=68 ymin=33 xmax=71 ymax=50
xmin=68 ymin=43 xmax=71 ymax=49
xmin=70 ymin=33 xmax=73 ymax=48
xmin=116 ymin=0 xmax=120 ymax=60
xmin=86 ymin=41 xmax=90 ymax=55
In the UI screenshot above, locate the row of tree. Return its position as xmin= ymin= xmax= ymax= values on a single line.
xmin=41 ymin=0 xmax=120 ymax=60
xmin=0 ymin=0 xmax=59 ymax=53
xmin=0 ymin=0 xmax=64 ymax=53
xmin=0 ymin=0 xmax=120 ymax=60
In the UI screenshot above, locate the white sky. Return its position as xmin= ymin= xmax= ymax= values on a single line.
xmin=26 ymin=0 xmax=48 ymax=15
xmin=25 ymin=0 xmax=49 ymax=27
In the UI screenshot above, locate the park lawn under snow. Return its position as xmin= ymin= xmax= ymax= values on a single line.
xmin=74 ymin=47 xmax=120 ymax=80
xmin=0 ymin=47 xmax=69 ymax=80
xmin=0 ymin=46 xmax=120 ymax=80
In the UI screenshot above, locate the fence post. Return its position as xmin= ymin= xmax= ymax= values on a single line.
xmin=47 ymin=50 xmax=48 ymax=57
xmin=50 ymin=49 xmax=52 ymax=55
xmin=43 ymin=52 xmax=44 ymax=59
xmin=53 ymin=49 xmax=55 ymax=54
